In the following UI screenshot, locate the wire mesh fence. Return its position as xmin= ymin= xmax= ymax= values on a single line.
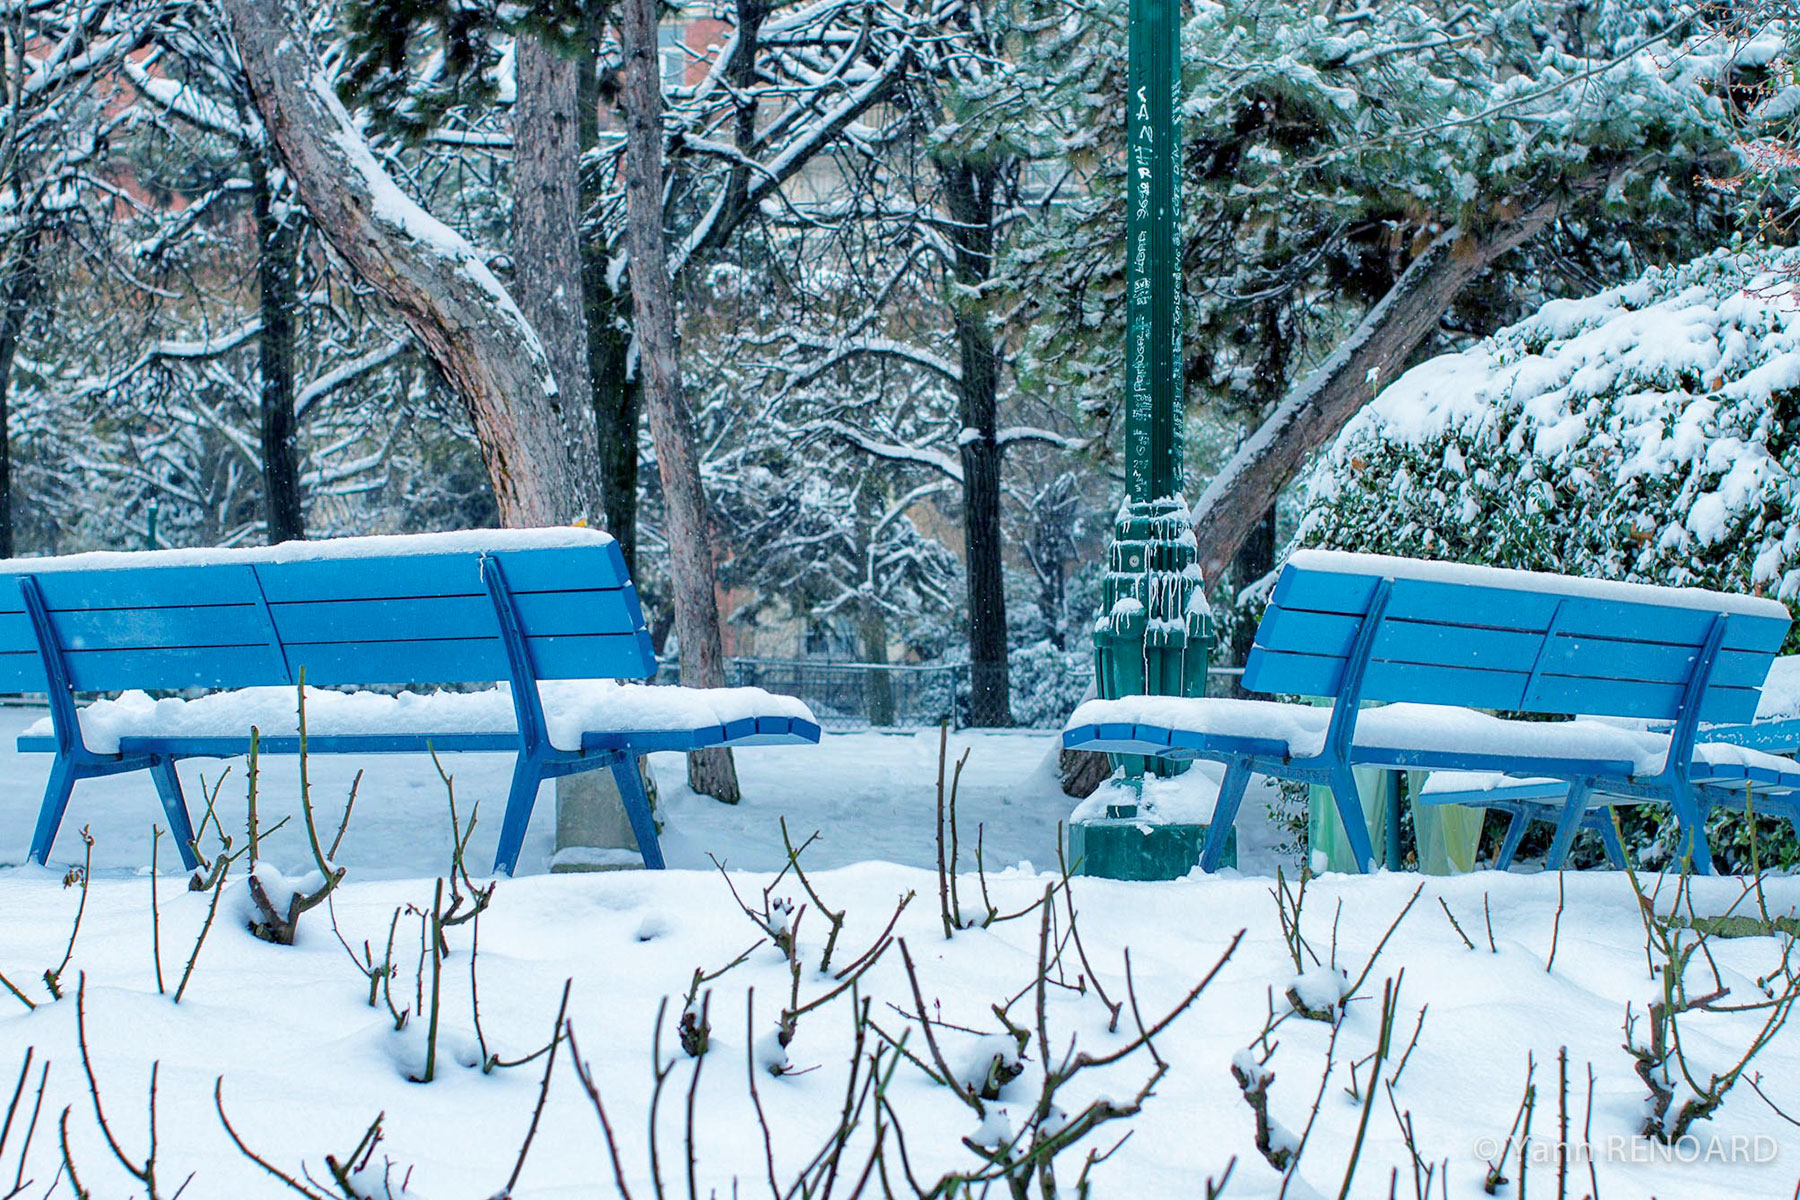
xmin=657 ymin=658 xmax=978 ymax=730
xmin=656 ymin=657 xmax=1243 ymax=730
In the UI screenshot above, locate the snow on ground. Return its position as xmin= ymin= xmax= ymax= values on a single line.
xmin=0 ymin=708 xmax=1796 ymax=1198
xmin=0 ymin=706 xmax=1282 ymax=880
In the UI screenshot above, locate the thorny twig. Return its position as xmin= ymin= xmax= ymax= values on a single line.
xmin=43 ymin=826 xmax=94 ymax=1001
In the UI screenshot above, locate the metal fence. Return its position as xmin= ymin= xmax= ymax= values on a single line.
xmin=658 ymin=658 xmax=979 ymax=730
xmin=657 ymin=657 xmax=1243 ymax=730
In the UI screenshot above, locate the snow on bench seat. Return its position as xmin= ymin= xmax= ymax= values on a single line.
xmin=1067 ymin=696 xmax=1672 ymax=775
xmin=19 ymin=681 xmax=818 ymax=756
xmin=1416 ymin=740 xmax=1800 ymax=800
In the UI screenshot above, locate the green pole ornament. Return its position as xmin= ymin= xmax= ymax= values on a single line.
xmin=1074 ymin=0 xmax=1223 ymax=878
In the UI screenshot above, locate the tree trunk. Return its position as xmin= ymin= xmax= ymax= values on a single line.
xmin=576 ymin=20 xmax=642 ymax=576
xmin=0 ymin=227 xmax=38 ymax=561
xmin=1227 ymin=506 xmax=1275 ymax=697
xmin=587 ymin=294 xmax=639 ymax=573
xmin=1190 ymin=187 xmax=1604 ymax=584
xmin=936 ymin=156 xmax=1010 ymax=726
xmin=860 ymin=610 xmax=895 ymax=726
xmin=223 ymin=0 xmax=585 ymax=528
xmin=513 ymin=32 xmax=608 ymax=527
xmin=252 ymin=155 xmax=304 ymax=544
xmin=621 ymin=0 xmax=740 ymax=801
xmin=1059 ymin=745 xmax=1112 ymax=799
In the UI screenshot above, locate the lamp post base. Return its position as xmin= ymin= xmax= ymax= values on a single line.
xmin=1067 ymin=815 xmax=1234 ymax=880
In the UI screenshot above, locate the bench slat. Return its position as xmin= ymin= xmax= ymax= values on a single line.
xmin=269 ymin=588 xmax=640 ymax=645
xmin=1256 ymin=609 xmax=1775 ymax=690
xmin=114 ymin=732 xmax=524 ymax=756
xmin=22 ymin=591 xmax=646 ymax=658
xmin=0 ymin=564 xmax=264 ymax=614
xmin=0 ymin=648 xmax=45 ymax=691
xmin=51 ymin=645 xmax=287 ymax=692
xmin=277 ymin=632 xmax=656 ymax=687
xmin=1245 ymin=649 xmax=1761 ymax=725
xmin=253 ymin=545 xmax=626 ymax=602
xmin=45 ymin=603 xmax=275 ymax=655
xmin=1272 ymin=571 xmax=1788 ymax=653
xmin=4 ymin=589 xmax=650 ymax=661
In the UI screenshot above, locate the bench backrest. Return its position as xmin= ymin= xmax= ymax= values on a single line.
xmin=1243 ymin=551 xmax=1791 ymax=726
xmin=0 ymin=532 xmax=655 ymax=694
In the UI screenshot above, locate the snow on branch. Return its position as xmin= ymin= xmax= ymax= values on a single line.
xmin=141 ymin=320 xmax=264 ymax=362
xmin=124 ymin=58 xmax=256 ymax=144
xmin=295 ymin=339 xmax=409 ymax=420
xmin=815 ymin=420 xmax=964 ymax=481
xmin=996 ymin=426 xmax=1089 ymax=452
xmin=769 ymin=331 xmax=961 ymax=393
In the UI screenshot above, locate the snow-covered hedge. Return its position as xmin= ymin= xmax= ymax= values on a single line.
xmin=1300 ymin=247 xmax=1800 ymax=635
xmin=1007 ymin=639 xmax=1093 ymax=728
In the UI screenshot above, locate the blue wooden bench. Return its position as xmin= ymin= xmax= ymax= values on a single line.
xmin=3 ymin=530 xmax=820 ymax=875
xmin=1063 ymin=550 xmax=1793 ymax=874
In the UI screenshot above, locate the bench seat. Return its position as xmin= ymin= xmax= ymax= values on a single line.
xmin=1070 ymin=697 xmax=1800 ymax=780
xmin=1410 ymin=657 xmax=1800 ymax=868
xmin=1066 ymin=698 xmax=1657 ymax=776
xmin=18 ymin=681 xmax=817 ymax=755
xmin=1418 ymin=748 xmax=1800 ymax=869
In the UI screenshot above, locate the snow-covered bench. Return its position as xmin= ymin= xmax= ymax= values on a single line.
xmin=3 ymin=529 xmax=820 ymax=875
xmin=1417 ymin=656 xmax=1800 ymax=869
xmin=1062 ymin=550 xmax=1794 ymax=874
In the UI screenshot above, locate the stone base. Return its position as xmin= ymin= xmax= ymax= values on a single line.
xmin=549 ymin=846 xmax=646 ymax=874
xmin=1067 ymin=817 xmax=1235 ymax=880
xmin=552 ymin=767 xmax=646 ymax=873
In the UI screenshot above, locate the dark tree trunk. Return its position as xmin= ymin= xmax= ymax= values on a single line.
xmin=1039 ymin=559 xmax=1065 ymax=650
xmin=1226 ymin=301 xmax=1288 ymax=696
xmin=587 ymin=299 xmax=639 ymax=572
xmin=936 ymin=156 xmax=1010 ymax=727
xmin=860 ymin=610 xmax=895 ymax=726
xmin=513 ymin=31 xmax=608 ymax=525
xmin=251 ymin=156 xmax=304 ymax=543
xmin=576 ymin=22 xmax=642 ymax=574
xmin=1189 ymin=184 xmax=1611 ymax=584
xmin=223 ymin=0 xmax=581 ymax=528
xmin=1028 ymin=475 xmax=1077 ymax=650
xmin=0 ymin=227 xmax=38 ymax=561
xmin=621 ymin=0 xmax=739 ymax=801
xmin=1227 ymin=506 xmax=1276 ymax=696
xmin=1059 ymin=745 xmax=1113 ymax=799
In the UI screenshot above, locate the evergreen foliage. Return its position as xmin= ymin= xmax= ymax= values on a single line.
xmin=1299 ymin=244 xmax=1800 ymax=867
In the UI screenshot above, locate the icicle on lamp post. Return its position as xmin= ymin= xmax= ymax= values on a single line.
xmin=1068 ymin=0 xmax=1222 ymax=880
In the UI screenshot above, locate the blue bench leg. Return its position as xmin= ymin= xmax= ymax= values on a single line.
xmin=1595 ymin=809 xmax=1626 ymax=870
xmin=1199 ymin=761 xmax=1250 ymax=872
xmin=149 ymin=758 xmax=200 ymax=871
xmin=1494 ymin=809 xmax=1529 ymax=870
xmin=1328 ymin=765 xmax=1376 ymax=874
xmin=1667 ymin=787 xmax=1714 ymax=876
xmin=28 ymin=758 xmax=80 ymax=866
xmin=1544 ymin=781 xmax=1591 ymax=871
xmin=493 ymin=755 xmax=545 ymax=877
xmin=611 ymin=757 xmax=665 ymax=870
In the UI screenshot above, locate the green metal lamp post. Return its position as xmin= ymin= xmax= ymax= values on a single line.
xmin=1068 ymin=0 xmax=1224 ymax=879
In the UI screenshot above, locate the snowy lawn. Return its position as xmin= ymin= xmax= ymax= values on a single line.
xmin=0 ymin=708 xmax=1796 ymax=1197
